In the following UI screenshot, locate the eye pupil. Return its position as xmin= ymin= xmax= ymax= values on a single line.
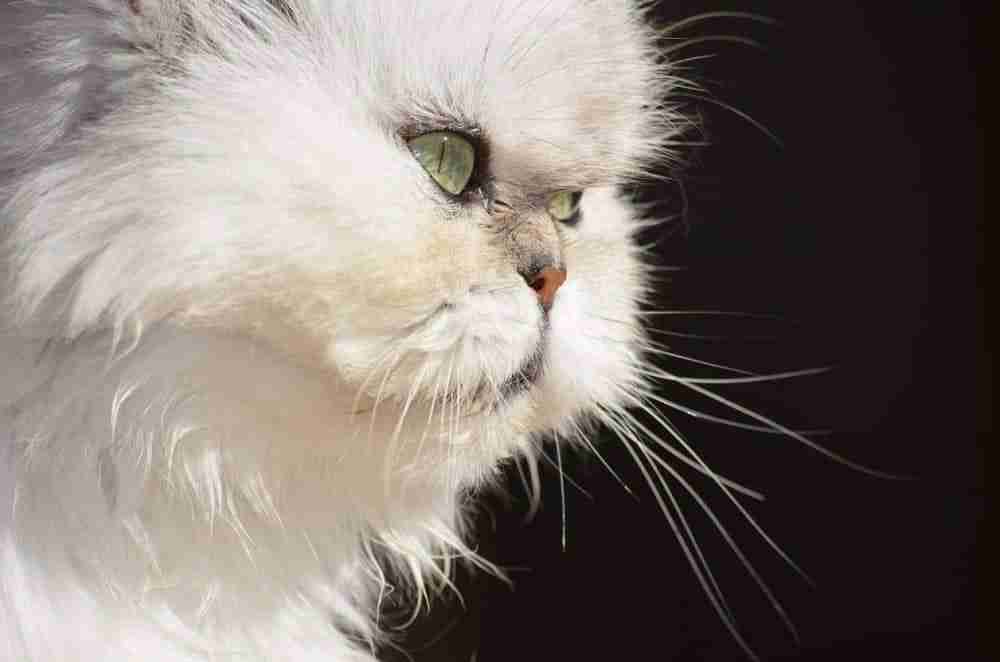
xmin=408 ymin=131 xmax=476 ymax=196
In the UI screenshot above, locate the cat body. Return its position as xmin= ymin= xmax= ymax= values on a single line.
xmin=0 ymin=1 xmax=673 ymax=660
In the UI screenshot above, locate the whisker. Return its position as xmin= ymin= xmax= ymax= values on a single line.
xmin=646 ymin=327 xmax=780 ymax=341
xmin=633 ymin=441 xmax=801 ymax=644
xmin=640 ymin=310 xmax=790 ymax=320
xmin=554 ymin=432 xmax=568 ymax=550
xmin=637 ymin=388 xmax=830 ymax=436
xmin=639 ymin=366 xmax=830 ymax=385
xmin=604 ymin=402 xmax=765 ymax=501
xmin=665 ymin=52 xmax=724 ymax=70
xmin=618 ymin=436 xmax=759 ymax=661
xmin=532 ymin=437 xmax=592 ymax=501
xmin=675 ymin=92 xmax=782 ymax=147
xmin=662 ymin=35 xmax=763 ymax=56
xmin=639 ymin=346 xmax=759 ymax=376
xmin=639 ymin=439 xmax=739 ymax=625
xmin=628 ymin=398 xmax=813 ymax=583
xmin=677 ymin=378 xmax=909 ymax=479
xmin=659 ymin=12 xmax=776 ymax=36
xmin=568 ymin=420 xmax=637 ymax=499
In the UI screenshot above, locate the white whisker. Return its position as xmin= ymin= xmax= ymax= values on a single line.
xmin=620 ymin=396 xmax=812 ymax=584
xmin=658 ymin=12 xmax=776 ymax=36
xmin=638 ymin=388 xmax=830 ymax=436
xmin=675 ymin=92 xmax=782 ymax=147
xmin=607 ymin=402 xmax=765 ymax=501
xmin=640 ymin=309 xmax=787 ymax=319
xmin=531 ymin=437 xmax=592 ymax=501
xmin=570 ymin=423 xmax=637 ymax=499
xmin=642 ymin=366 xmax=830 ymax=385
xmin=639 ymin=345 xmax=759 ymax=376
xmin=662 ymin=35 xmax=763 ymax=56
xmin=634 ymin=441 xmax=802 ymax=642
xmin=677 ymin=378 xmax=906 ymax=478
xmin=553 ymin=432 xmax=568 ymax=550
xmin=618 ymin=435 xmax=759 ymax=661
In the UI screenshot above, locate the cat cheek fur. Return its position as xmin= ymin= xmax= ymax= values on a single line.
xmin=1 ymin=1 xmax=674 ymax=660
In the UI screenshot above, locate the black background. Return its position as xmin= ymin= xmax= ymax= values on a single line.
xmin=386 ymin=2 xmax=982 ymax=661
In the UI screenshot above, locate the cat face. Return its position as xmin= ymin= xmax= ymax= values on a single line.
xmin=6 ymin=0 xmax=672 ymax=470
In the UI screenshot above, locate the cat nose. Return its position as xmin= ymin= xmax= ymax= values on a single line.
xmin=523 ymin=265 xmax=567 ymax=310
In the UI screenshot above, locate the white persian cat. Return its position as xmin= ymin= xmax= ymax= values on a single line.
xmin=0 ymin=1 xmax=707 ymax=660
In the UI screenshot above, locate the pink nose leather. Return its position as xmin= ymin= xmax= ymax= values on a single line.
xmin=530 ymin=266 xmax=567 ymax=310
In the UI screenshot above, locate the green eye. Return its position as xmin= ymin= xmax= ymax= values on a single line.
xmin=407 ymin=131 xmax=476 ymax=196
xmin=546 ymin=190 xmax=582 ymax=224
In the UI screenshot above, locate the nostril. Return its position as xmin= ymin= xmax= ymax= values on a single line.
xmin=528 ymin=266 xmax=567 ymax=310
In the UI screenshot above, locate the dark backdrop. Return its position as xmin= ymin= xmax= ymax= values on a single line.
xmin=386 ymin=3 xmax=982 ymax=661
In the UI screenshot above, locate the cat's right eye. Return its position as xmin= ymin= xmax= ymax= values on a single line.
xmin=407 ymin=131 xmax=476 ymax=196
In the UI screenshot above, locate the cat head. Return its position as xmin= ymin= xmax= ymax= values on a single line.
xmin=3 ymin=0 xmax=678 ymax=469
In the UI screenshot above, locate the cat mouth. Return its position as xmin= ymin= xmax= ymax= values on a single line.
xmin=406 ymin=296 xmax=549 ymax=410
xmin=495 ymin=348 xmax=544 ymax=401
xmin=412 ymin=347 xmax=543 ymax=418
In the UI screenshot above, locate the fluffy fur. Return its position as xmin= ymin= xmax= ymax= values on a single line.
xmin=0 ymin=1 xmax=678 ymax=660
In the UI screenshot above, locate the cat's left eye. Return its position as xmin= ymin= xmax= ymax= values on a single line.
xmin=407 ymin=131 xmax=476 ymax=196
xmin=546 ymin=190 xmax=582 ymax=224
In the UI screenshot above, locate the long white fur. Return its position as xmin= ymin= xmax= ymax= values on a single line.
xmin=0 ymin=1 xmax=677 ymax=660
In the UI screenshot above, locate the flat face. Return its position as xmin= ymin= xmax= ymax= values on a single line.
xmin=0 ymin=2 xmax=678 ymax=660
xmin=5 ymin=0 xmax=673 ymax=472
